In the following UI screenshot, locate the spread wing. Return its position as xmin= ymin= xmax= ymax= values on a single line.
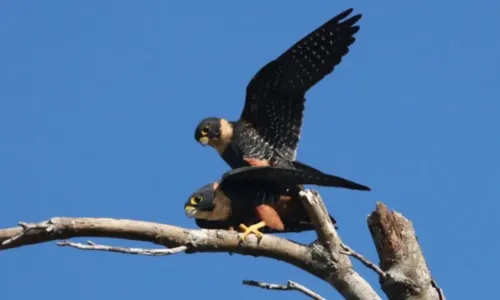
xmin=221 ymin=163 xmax=371 ymax=191
xmin=240 ymin=8 xmax=362 ymax=160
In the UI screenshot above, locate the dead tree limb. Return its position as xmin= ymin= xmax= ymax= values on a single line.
xmin=0 ymin=192 xmax=443 ymax=300
xmin=367 ymin=202 xmax=445 ymax=300
xmin=0 ymin=216 xmax=371 ymax=298
xmin=300 ymin=190 xmax=382 ymax=300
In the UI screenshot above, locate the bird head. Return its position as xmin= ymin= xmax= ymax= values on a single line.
xmin=184 ymin=182 xmax=217 ymax=219
xmin=184 ymin=181 xmax=232 ymax=221
xmin=194 ymin=117 xmax=222 ymax=146
xmin=194 ymin=117 xmax=233 ymax=151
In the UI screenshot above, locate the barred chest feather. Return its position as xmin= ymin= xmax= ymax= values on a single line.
xmin=220 ymin=122 xmax=279 ymax=169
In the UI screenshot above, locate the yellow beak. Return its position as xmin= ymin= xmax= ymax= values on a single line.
xmin=199 ymin=137 xmax=209 ymax=145
xmin=185 ymin=206 xmax=197 ymax=218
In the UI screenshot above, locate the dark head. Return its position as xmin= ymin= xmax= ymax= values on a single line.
xmin=184 ymin=182 xmax=217 ymax=219
xmin=194 ymin=117 xmax=234 ymax=153
xmin=184 ymin=181 xmax=232 ymax=221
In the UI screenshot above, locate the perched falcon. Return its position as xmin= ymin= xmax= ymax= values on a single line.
xmin=194 ymin=8 xmax=362 ymax=169
xmin=184 ymin=160 xmax=370 ymax=241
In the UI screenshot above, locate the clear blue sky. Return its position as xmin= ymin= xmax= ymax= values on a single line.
xmin=1 ymin=1 xmax=498 ymax=299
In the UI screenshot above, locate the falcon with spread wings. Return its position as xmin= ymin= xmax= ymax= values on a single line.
xmin=194 ymin=8 xmax=362 ymax=169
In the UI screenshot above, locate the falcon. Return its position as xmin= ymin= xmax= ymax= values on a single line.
xmin=194 ymin=8 xmax=362 ymax=169
xmin=184 ymin=160 xmax=370 ymax=241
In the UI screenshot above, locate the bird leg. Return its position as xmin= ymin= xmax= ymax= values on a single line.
xmin=238 ymin=221 xmax=267 ymax=241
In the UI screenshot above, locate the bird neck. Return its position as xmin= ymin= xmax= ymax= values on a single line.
xmin=210 ymin=118 xmax=234 ymax=155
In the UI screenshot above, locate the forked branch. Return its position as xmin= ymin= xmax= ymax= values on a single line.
xmin=0 ymin=192 xmax=444 ymax=300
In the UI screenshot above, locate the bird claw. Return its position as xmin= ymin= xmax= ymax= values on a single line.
xmin=238 ymin=223 xmax=264 ymax=242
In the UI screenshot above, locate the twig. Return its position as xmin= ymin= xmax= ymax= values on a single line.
xmin=243 ymin=280 xmax=289 ymax=291
xmin=57 ymin=240 xmax=188 ymax=256
xmin=340 ymin=243 xmax=386 ymax=278
xmin=1 ymin=221 xmax=55 ymax=246
xmin=242 ymin=279 xmax=325 ymax=300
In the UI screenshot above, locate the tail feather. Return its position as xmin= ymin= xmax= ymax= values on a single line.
xmin=223 ymin=161 xmax=371 ymax=191
xmin=288 ymin=160 xmax=371 ymax=191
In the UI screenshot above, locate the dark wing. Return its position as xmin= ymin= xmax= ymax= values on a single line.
xmin=221 ymin=164 xmax=370 ymax=191
xmin=240 ymin=8 xmax=362 ymax=160
xmin=195 ymin=219 xmax=234 ymax=230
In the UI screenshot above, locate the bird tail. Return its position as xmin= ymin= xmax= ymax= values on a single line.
xmin=222 ymin=160 xmax=371 ymax=191
xmin=287 ymin=160 xmax=371 ymax=191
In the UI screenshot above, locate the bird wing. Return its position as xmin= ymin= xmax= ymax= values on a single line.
xmin=221 ymin=163 xmax=371 ymax=191
xmin=240 ymin=8 xmax=362 ymax=160
xmin=194 ymin=219 xmax=232 ymax=230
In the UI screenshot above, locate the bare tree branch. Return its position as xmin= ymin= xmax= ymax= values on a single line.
xmin=0 ymin=192 xmax=444 ymax=300
xmin=0 ymin=217 xmax=313 ymax=271
xmin=1 ymin=221 xmax=56 ymax=246
xmin=242 ymin=279 xmax=325 ymax=300
xmin=340 ymin=243 xmax=386 ymax=278
xmin=57 ymin=240 xmax=188 ymax=256
xmin=300 ymin=190 xmax=382 ymax=300
xmin=367 ymin=202 xmax=445 ymax=300
xmin=0 ymin=212 xmax=356 ymax=297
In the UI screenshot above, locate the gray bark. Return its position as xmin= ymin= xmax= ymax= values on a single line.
xmin=368 ymin=202 xmax=445 ymax=300
xmin=0 ymin=192 xmax=444 ymax=300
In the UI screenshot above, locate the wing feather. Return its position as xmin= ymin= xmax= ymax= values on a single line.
xmin=240 ymin=8 xmax=362 ymax=160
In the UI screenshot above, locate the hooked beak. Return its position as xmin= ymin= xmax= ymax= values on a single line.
xmin=198 ymin=136 xmax=209 ymax=146
xmin=185 ymin=206 xmax=197 ymax=218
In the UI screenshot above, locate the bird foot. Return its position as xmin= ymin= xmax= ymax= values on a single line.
xmin=238 ymin=222 xmax=266 ymax=242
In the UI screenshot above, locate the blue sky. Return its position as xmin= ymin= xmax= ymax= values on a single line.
xmin=1 ymin=1 xmax=498 ymax=299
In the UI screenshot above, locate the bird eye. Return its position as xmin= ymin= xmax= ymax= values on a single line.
xmin=191 ymin=195 xmax=203 ymax=205
xmin=201 ymin=126 xmax=210 ymax=134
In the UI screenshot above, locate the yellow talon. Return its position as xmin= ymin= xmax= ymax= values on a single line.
xmin=238 ymin=221 xmax=267 ymax=242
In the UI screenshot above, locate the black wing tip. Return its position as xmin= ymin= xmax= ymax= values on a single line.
xmin=336 ymin=8 xmax=354 ymax=20
xmin=336 ymin=182 xmax=371 ymax=191
xmin=348 ymin=13 xmax=363 ymax=24
xmin=350 ymin=26 xmax=361 ymax=35
xmin=335 ymin=8 xmax=363 ymax=23
xmin=346 ymin=181 xmax=371 ymax=191
xmin=358 ymin=185 xmax=371 ymax=191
